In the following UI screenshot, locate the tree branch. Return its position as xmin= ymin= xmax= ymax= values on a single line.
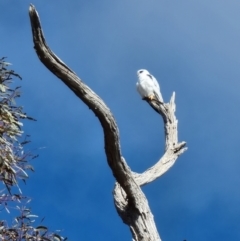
xmin=113 ymin=93 xmax=187 ymax=235
xmin=28 ymin=5 xmax=163 ymax=240
xmin=133 ymin=93 xmax=187 ymax=186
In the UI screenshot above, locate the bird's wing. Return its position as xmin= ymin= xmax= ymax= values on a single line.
xmin=151 ymin=75 xmax=161 ymax=92
xmin=153 ymin=89 xmax=163 ymax=103
xmin=149 ymin=75 xmax=163 ymax=103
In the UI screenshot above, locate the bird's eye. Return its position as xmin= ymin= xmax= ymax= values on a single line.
xmin=139 ymin=70 xmax=143 ymax=74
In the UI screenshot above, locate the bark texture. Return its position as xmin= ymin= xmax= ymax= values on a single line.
xmin=28 ymin=5 xmax=187 ymax=241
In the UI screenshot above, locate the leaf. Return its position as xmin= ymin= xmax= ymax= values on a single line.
xmin=26 ymin=214 xmax=38 ymax=218
xmin=52 ymin=234 xmax=62 ymax=241
xmin=36 ymin=226 xmax=48 ymax=232
xmin=21 ymin=140 xmax=31 ymax=145
xmin=41 ymin=238 xmax=52 ymax=241
xmin=0 ymin=84 xmax=6 ymax=92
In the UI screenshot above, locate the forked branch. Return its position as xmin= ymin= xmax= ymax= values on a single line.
xmin=29 ymin=5 xmax=163 ymax=241
xmin=113 ymin=91 xmax=187 ymax=236
xmin=28 ymin=5 xmax=187 ymax=241
xmin=133 ymin=93 xmax=187 ymax=186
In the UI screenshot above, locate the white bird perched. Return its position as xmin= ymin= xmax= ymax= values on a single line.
xmin=136 ymin=69 xmax=163 ymax=103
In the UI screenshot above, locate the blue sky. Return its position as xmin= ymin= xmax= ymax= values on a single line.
xmin=1 ymin=0 xmax=240 ymax=240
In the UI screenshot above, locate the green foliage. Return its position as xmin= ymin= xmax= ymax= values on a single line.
xmin=0 ymin=58 xmax=67 ymax=241
xmin=0 ymin=205 xmax=64 ymax=241
xmin=0 ymin=57 xmax=35 ymax=191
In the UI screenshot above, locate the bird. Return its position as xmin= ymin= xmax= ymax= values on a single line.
xmin=136 ymin=69 xmax=163 ymax=103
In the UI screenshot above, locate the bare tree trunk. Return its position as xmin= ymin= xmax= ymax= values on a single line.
xmin=28 ymin=5 xmax=187 ymax=241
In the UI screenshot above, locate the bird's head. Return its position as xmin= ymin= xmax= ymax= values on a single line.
xmin=137 ymin=69 xmax=150 ymax=77
xmin=137 ymin=69 xmax=151 ymax=82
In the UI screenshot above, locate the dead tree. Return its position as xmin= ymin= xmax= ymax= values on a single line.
xmin=28 ymin=5 xmax=187 ymax=241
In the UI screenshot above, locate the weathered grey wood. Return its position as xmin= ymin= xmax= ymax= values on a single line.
xmin=28 ymin=5 xmax=187 ymax=241
xmin=133 ymin=93 xmax=187 ymax=186
xmin=113 ymin=94 xmax=187 ymax=240
xmin=28 ymin=5 xmax=163 ymax=241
